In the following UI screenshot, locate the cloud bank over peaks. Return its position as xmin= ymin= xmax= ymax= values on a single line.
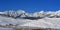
xmin=0 ymin=10 xmax=60 ymax=19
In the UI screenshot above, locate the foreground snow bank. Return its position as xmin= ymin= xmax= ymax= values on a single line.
xmin=0 ymin=15 xmax=60 ymax=29
xmin=19 ymin=17 xmax=60 ymax=29
xmin=0 ymin=27 xmax=13 ymax=30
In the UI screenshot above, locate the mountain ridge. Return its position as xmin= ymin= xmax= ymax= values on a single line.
xmin=0 ymin=10 xmax=60 ymax=20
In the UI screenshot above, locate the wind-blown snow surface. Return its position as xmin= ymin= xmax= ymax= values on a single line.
xmin=0 ymin=16 xmax=60 ymax=29
xmin=0 ymin=27 xmax=13 ymax=30
xmin=20 ymin=18 xmax=60 ymax=29
xmin=0 ymin=10 xmax=60 ymax=30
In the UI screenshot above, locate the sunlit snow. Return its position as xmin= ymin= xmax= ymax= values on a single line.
xmin=0 ymin=10 xmax=60 ymax=30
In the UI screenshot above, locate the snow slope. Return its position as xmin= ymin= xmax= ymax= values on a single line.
xmin=0 ymin=27 xmax=13 ymax=30
xmin=20 ymin=17 xmax=60 ymax=29
xmin=0 ymin=15 xmax=60 ymax=29
xmin=0 ymin=16 xmax=34 ymax=26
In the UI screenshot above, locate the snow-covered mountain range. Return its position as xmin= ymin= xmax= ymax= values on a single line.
xmin=0 ymin=10 xmax=60 ymax=29
xmin=0 ymin=10 xmax=60 ymax=19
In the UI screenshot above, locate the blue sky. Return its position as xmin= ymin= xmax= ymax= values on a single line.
xmin=0 ymin=0 xmax=60 ymax=13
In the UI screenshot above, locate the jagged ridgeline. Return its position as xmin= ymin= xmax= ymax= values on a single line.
xmin=0 ymin=10 xmax=60 ymax=20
